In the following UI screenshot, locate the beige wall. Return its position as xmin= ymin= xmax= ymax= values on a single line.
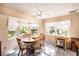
xmin=0 ymin=15 xmax=8 ymax=55
xmin=39 ymin=20 xmax=45 ymax=33
xmin=69 ymin=13 xmax=79 ymax=38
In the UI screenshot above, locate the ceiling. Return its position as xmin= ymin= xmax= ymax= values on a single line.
xmin=0 ymin=3 xmax=79 ymax=19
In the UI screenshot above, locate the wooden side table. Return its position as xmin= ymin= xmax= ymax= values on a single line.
xmin=56 ymin=37 xmax=68 ymax=51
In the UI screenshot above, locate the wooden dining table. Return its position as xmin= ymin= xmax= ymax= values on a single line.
xmin=22 ymin=37 xmax=39 ymax=43
xmin=21 ymin=37 xmax=40 ymax=55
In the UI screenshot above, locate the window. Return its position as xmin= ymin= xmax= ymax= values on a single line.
xmin=56 ymin=20 xmax=70 ymax=36
xmin=30 ymin=23 xmax=39 ymax=35
xmin=8 ymin=17 xmax=39 ymax=39
xmin=19 ymin=21 xmax=29 ymax=34
xmin=45 ymin=22 xmax=56 ymax=35
xmin=45 ymin=20 xmax=71 ymax=36
xmin=8 ymin=17 xmax=18 ymax=38
xmin=19 ymin=22 xmax=39 ymax=35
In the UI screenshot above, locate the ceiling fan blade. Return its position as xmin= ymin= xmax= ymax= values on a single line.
xmin=36 ymin=10 xmax=42 ymax=16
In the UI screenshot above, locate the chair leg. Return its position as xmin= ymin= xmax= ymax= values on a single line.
xmin=41 ymin=47 xmax=43 ymax=52
xmin=18 ymin=50 xmax=20 ymax=56
xmin=21 ymin=50 xmax=23 ymax=56
xmin=25 ymin=49 xmax=27 ymax=55
xmin=76 ymin=47 xmax=79 ymax=56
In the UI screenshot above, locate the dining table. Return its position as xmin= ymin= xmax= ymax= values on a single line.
xmin=22 ymin=37 xmax=40 ymax=55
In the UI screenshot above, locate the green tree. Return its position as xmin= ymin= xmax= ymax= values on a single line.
xmin=49 ymin=27 xmax=55 ymax=34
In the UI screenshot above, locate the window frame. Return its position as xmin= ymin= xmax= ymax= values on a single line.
xmin=45 ymin=20 xmax=71 ymax=36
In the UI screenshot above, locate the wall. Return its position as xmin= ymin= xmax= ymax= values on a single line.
xmin=39 ymin=20 xmax=45 ymax=33
xmin=0 ymin=15 xmax=8 ymax=55
xmin=70 ymin=13 xmax=79 ymax=38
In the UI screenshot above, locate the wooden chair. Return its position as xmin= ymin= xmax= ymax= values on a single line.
xmin=16 ymin=38 xmax=28 ymax=56
xmin=34 ymin=39 xmax=42 ymax=55
xmin=39 ymin=33 xmax=45 ymax=46
xmin=38 ymin=33 xmax=46 ymax=53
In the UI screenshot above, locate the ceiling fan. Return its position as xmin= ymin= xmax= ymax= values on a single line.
xmin=35 ymin=8 xmax=42 ymax=17
xmin=31 ymin=7 xmax=43 ymax=19
xmin=31 ymin=6 xmax=50 ymax=19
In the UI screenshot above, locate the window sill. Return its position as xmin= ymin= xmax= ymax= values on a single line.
xmin=8 ymin=36 xmax=17 ymax=40
xmin=8 ymin=33 xmax=25 ymax=40
xmin=46 ymin=35 xmax=71 ymax=38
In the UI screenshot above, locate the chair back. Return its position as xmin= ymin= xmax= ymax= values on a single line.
xmin=16 ymin=38 xmax=22 ymax=49
xmin=34 ymin=39 xmax=41 ymax=49
xmin=40 ymin=33 xmax=45 ymax=42
xmin=16 ymin=38 xmax=25 ymax=49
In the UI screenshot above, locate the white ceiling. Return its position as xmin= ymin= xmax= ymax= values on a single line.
xmin=0 ymin=3 xmax=79 ymax=19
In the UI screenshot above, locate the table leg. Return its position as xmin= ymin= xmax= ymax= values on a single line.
xmin=76 ymin=47 xmax=79 ymax=56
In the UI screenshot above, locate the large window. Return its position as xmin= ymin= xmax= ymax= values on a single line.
xmin=45 ymin=20 xmax=71 ymax=36
xmin=19 ymin=21 xmax=29 ymax=34
xmin=8 ymin=17 xmax=18 ymax=38
xmin=30 ymin=23 xmax=39 ymax=35
xmin=19 ymin=22 xmax=39 ymax=35
xmin=8 ymin=17 xmax=39 ymax=38
xmin=45 ymin=22 xmax=56 ymax=35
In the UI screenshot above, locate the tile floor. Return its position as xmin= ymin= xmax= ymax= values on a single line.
xmin=6 ymin=42 xmax=76 ymax=56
